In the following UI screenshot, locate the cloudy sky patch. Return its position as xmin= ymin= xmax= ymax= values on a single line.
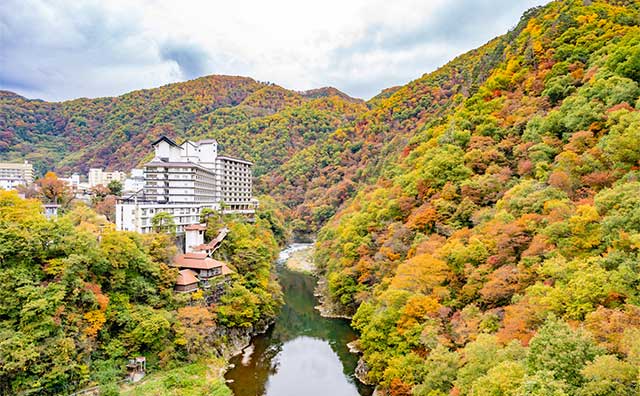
xmin=0 ymin=0 xmax=549 ymax=101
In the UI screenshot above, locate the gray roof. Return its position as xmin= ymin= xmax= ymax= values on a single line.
xmin=216 ymin=156 xmax=253 ymax=165
xmin=145 ymin=161 xmax=214 ymax=172
xmin=151 ymin=136 xmax=181 ymax=149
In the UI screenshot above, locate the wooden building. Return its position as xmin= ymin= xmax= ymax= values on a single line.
xmin=175 ymin=269 xmax=199 ymax=293
xmin=172 ymin=252 xmax=234 ymax=295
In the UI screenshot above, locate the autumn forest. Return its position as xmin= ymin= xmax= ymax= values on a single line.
xmin=1 ymin=0 xmax=640 ymax=395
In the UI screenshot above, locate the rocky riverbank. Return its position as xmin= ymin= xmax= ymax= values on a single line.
xmin=283 ymin=244 xmax=316 ymax=273
xmin=218 ymin=318 xmax=273 ymax=360
xmin=314 ymin=277 xmax=354 ymax=319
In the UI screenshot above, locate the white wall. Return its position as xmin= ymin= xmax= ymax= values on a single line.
xmin=116 ymin=203 xmax=138 ymax=231
xmin=185 ymin=229 xmax=205 ymax=253
xmin=154 ymin=141 xmax=183 ymax=161
xmin=197 ymin=142 xmax=217 ymax=168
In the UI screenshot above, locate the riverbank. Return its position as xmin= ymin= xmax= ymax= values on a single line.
xmin=225 ymin=256 xmax=374 ymax=396
xmin=314 ymin=277 xmax=354 ymax=319
xmin=279 ymin=243 xmax=316 ymax=273
xmin=119 ymin=321 xmax=273 ymax=395
xmin=284 ymin=244 xmax=316 ymax=273
xmin=120 ymin=359 xmax=231 ymax=396
xmin=278 ymin=244 xmax=354 ymax=319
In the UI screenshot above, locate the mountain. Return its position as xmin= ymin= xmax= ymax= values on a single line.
xmin=301 ymin=87 xmax=364 ymax=103
xmin=0 ymin=76 xmax=365 ymax=177
xmin=311 ymin=0 xmax=640 ymax=394
xmin=260 ymin=14 xmax=534 ymax=233
xmin=2 ymin=0 xmax=640 ymax=393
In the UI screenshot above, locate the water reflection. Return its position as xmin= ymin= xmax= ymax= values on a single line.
xmin=225 ymin=245 xmax=373 ymax=396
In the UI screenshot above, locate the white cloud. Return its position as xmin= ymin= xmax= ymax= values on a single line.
xmin=0 ymin=0 xmax=549 ymax=101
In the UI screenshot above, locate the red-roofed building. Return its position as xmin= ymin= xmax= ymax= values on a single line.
xmin=175 ymin=269 xmax=199 ymax=293
xmin=173 ymin=252 xmax=228 ymax=279
xmin=172 ymin=252 xmax=234 ymax=294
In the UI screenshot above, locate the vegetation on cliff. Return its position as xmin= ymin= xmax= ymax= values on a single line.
xmin=316 ymin=1 xmax=640 ymax=394
xmin=0 ymin=191 xmax=284 ymax=395
xmin=2 ymin=0 xmax=640 ymax=395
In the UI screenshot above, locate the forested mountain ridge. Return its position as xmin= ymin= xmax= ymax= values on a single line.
xmin=0 ymin=75 xmax=365 ymax=178
xmin=260 ymin=6 xmax=546 ymax=233
xmin=314 ymin=0 xmax=640 ymax=395
xmin=2 ymin=0 xmax=640 ymax=394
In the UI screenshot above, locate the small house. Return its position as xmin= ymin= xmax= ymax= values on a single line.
xmin=173 ymin=252 xmax=234 ymax=291
xmin=175 ymin=269 xmax=199 ymax=293
xmin=43 ymin=203 xmax=60 ymax=218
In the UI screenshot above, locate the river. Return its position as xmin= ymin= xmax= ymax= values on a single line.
xmin=225 ymin=244 xmax=374 ymax=396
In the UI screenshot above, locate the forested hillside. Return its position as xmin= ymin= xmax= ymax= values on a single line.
xmin=0 ymin=191 xmax=286 ymax=395
xmin=2 ymin=0 xmax=640 ymax=394
xmin=314 ymin=0 xmax=640 ymax=395
xmin=0 ymin=76 xmax=364 ymax=178
xmin=259 ymin=8 xmax=543 ymax=234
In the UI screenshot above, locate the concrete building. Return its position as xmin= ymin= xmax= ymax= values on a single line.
xmin=88 ymin=168 xmax=126 ymax=188
xmin=60 ymin=173 xmax=81 ymax=189
xmin=116 ymin=136 xmax=257 ymax=234
xmin=0 ymin=161 xmax=34 ymax=190
xmin=123 ymin=168 xmax=145 ymax=194
xmin=185 ymin=224 xmax=207 ymax=253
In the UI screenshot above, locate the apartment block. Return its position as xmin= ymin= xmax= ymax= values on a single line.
xmin=88 ymin=168 xmax=126 ymax=188
xmin=116 ymin=136 xmax=256 ymax=234
xmin=0 ymin=161 xmax=34 ymax=190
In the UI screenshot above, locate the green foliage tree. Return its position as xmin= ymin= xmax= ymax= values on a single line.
xmin=578 ymin=355 xmax=639 ymax=396
xmin=151 ymin=211 xmax=176 ymax=234
xmin=107 ymin=180 xmax=123 ymax=196
xmin=526 ymin=318 xmax=603 ymax=389
xmin=0 ymin=191 xmax=284 ymax=394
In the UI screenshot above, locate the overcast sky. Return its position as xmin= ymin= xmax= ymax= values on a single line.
xmin=0 ymin=0 xmax=549 ymax=102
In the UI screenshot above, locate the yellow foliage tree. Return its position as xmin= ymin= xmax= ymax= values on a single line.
xmin=83 ymin=310 xmax=106 ymax=338
xmin=391 ymin=254 xmax=451 ymax=295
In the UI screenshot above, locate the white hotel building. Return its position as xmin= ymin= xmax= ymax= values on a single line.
xmin=0 ymin=161 xmax=34 ymax=190
xmin=116 ymin=136 xmax=257 ymax=233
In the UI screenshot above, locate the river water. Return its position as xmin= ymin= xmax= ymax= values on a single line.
xmin=225 ymin=244 xmax=373 ymax=396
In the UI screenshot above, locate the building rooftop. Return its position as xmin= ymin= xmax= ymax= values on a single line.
xmin=0 ymin=161 xmax=33 ymax=169
xmin=173 ymin=252 xmax=227 ymax=270
xmin=149 ymin=135 xmax=252 ymax=166
xmin=216 ymin=155 xmax=253 ymax=165
xmin=185 ymin=224 xmax=208 ymax=231
xmin=176 ymin=269 xmax=199 ymax=286
xmin=144 ymin=161 xmax=212 ymax=171
xmin=151 ymin=136 xmax=181 ymax=148
xmin=221 ymin=263 xmax=234 ymax=275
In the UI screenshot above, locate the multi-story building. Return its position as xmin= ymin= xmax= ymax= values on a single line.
xmin=0 ymin=161 xmax=34 ymax=190
xmin=88 ymin=168 xmax=126 ymax=188
xmin=116 ymin=136 xmax=257 ymax=234
xmin=59 ymin=173 xmax=81 ymax=189
xmin=123 ymin=169 xmax=145 ymax=194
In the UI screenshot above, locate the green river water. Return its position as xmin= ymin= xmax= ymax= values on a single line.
xmin=225 ymin=244 xmax=374 ymax=396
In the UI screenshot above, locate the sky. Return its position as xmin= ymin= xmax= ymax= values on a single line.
xmin=0 ymin=0 xmax=550 ymax=102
